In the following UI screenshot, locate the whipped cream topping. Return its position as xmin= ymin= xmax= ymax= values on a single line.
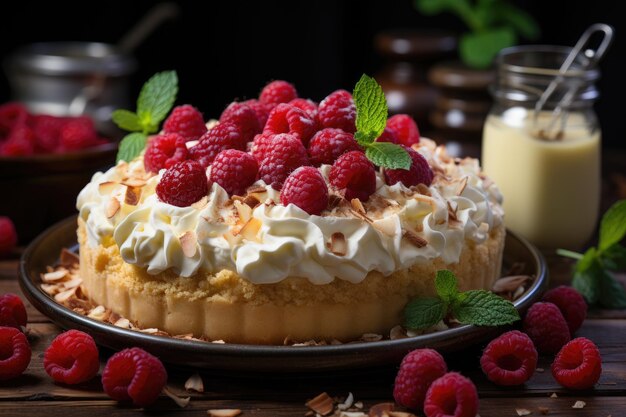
xmin=77 ymin=139 xmax=503 ymax=285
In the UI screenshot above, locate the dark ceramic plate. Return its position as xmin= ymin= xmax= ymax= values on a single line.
xmin=19 ymin=216 xmax=547 ymax=373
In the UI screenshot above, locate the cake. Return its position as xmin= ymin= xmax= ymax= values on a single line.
xmin=75 ymin=78 xmax=505 ymax=344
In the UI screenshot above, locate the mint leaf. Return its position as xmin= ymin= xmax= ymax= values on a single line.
xmin=404 ymin=297 xmax=446 ymax=330
xmin=365 ymin=142 xmax=411 ymax=170
xmin=137 ymin=70 xmax=178 ymax=131
xmin=435 ymin=269 xmax=459 ymax=303
xmin=112 ymin=109 xmax=142 ymax=132
xmin=602 ymin=244 xmax=626 ymax=271
xmin=572 ymin=265 xmax=601 ymax=305
xmin=353 ymin=74 xmax=387 ymax=144
xmin=460 ymin=28 xmax=516 ymax=69
xmin=599 ymin=199 xmax=626 ymax=252
xmin=452 ymin=290 xmax=519 ymax=326
xmin=598 ymin=269 xmax=626 ymax=309
xmin=116 ymin=132 xmax=147 ymax=163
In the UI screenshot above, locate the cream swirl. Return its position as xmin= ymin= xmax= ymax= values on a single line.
xmin=77 ymin=139 xmax=503 ymax=284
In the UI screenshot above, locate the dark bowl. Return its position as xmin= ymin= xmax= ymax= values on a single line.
xmin=0 ymin=142 xmax=116 ymax=243
xmin=19 ymin=216 xmax=547 ymax=373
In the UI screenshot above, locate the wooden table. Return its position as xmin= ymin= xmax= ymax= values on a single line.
xmin=1 ymin=151 xmax=625 ymax=417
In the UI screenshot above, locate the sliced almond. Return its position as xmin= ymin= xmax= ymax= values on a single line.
xmin=238 ymin=218 xmax=262 ymax=241
xmin=87 ymin=306 xmax=108 ymax=321
xmin=329 ymin=232 xmax=347 ymax=256
xmin=403 ymin=229 xmax=428 ymax=248
xmin=492 ymin=275 xmax=531 ymax=293
xmin=162 ymin=386 xmax=190 ymax=408
xmin=121 ymin=178 xmax=147 ymax=188
xmin=54 ymin=287 xmax=77 ymax=303
xmin=106 ymin=197 xmax=121 ymax=218
xmin=42 ymin=269 xmax=69 ymax=283
xmin=572 ymin=401 xmax=586 ymax=409
xmin=515 ymin=409 xmax=532 ymax=416
xmin=350 ymin=198 xmax=366 ymax=214
xmin=98 ymin=181 xmax=118 ymax=195
xmin=62 ymin=277 xmax=83 ymax=289
xmin=354 ymin=402 xmax=363 ymax=409
xmin=185 ymin=373 xmax=204 ymax=393
xmin=456 ymin=176 xmax=468 ymax=196
xmin=387 ymin=412 xmax=418 ymax=417
xmin=233 ymin=199 xmax=252 ymax=223
xmin=41 ymin=283 xmax=60 ymax=295
xmin=369 ymin=402 xmax=394 ymax=417
xmin=247 ymin=184 xmax=267 ymax=194
xmin=242 ymin=194 xmax=261 ymax=209
xmin=361 ymin=333 xmax=383 ymax=342
xmin=389 ymin=325 xmax=408 ymax=340
xmin=60 ymin=248 xmax=80 ymax=266
xmin=416 ymin=183 xmax=432 ymax=196
xmin=207 ymin=410 xmax=242 ymax=417
xmin=124 ymin=186 xmax=142 ymax=206
xmin=180 ymin=231 xmax=198 ymax=258
xmin=340 ymin=413 xmax=367 ymax=417
xmin=306 ymin=392 xmax=334 ymax=416
xmin=349 ymin=208 xmax=373 ymax=224
xmin=337 ymin=393 xmax=354 ymax=411
xmin=114 ymin=318 xmax=131 ymax=329
xmin=550 ymin=393 xmax=558 ymax=398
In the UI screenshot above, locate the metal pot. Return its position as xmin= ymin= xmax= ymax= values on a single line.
xmin=4 ymin=42 xmax=137 ymax=137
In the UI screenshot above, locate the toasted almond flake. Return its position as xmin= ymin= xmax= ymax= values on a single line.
xmin=42 ymin=269 xmax=69 ymax=282
xmin=516 ymin=408 xmax=532 ymax=416
xmin=238 ymin=217 xmax=262 ymax=241
xmin=121 ymin=178 xmax=147 ymax=188
xmin=349 ymin=208 xmax=373 ymax=223
xmin=369 ymin=402 xmax=394 ymax=417
xmin=54 ymin=287 xmax=77 ymax=303
xmin=340 ymin=413 xmax=367 ymax=417
xmin=183 ymin=372 xmax=204 ymax=392
xmin=513 ymin=285 xmax=526 ymax=300
xmin=246 ymin=184 xmax=266 ymax=194
xmin=242 ymin=194 xmax=261 ymax=208
xmin=124 ymin=186 xmax=142 ymax=206
xmin=162 ymin=386 xmax=190 ymax=408
xmin=536 ymin=368 xmax=545 ymax=373
xmin=98 ymin=181 xmax=118 ymax=195
xmin=306 ymin=392 xmax=334 ymax=416
xmin=234 ymin=199 xmax=252 ymax=223
xmin=180 ymin=231 xmax=198 ymax=258
xmin=211 ymin=339 xmax=226 ymax=344
xmin=337 ymin=393 xmax=354 ymax=411
xmin=361 ymin=333 xmax=383 ymax=342
xmin=572 ymin=401 xmax=586 ymax=409
xmin=390 ymin=325 xmax=408 ymax=340
xmin=329 ymin=232 xmax=347 ymax=256
xmin=106 ymin=197 xmax=120 ymax=218
xmin=140 ymin=328 xmax=161 ymax=334
xmin=87 ymin=305 xmax=108 ymax=321
xmin=416 ymin=183 xmax=432 ymax=196
xmin=207 ymin=410 xmax=242 ymax=417
xmin=456 ymin=176 xmax=468 ymax=196
xmin=538 ymin=407 xmax=549 ymax=415
xmin=354 ymin=402 xmax=363 ymax=409
xmin=550 ymin=393 xmax=558 ymax=398
xmin=62 ymin=277 xmax=83 ymax=289
xmin=114 ymin=318 xmax=131 ymax=329
xmin=403 ymin=229 xmax=427 ymax=248
xmin=492 ymin=275 xmax=532 ymax=293
xmin=387 ymin=412 xmax=418 ymax=417
xmin=351 ymin=198 xmax=366 ymax=214
xmin=41 ymin=283 xmax=59 ymax=295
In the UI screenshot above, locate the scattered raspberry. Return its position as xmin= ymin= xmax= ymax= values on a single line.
xmin=144 ymin=133 xmax=189 ymax=173
xmin=542 ymin=286 xmax=587 ymax=335
xmin=288 ymin=98 xmax=318 ymax=120
xmin=329 ymin=151 xmax=376 ymax=201
xmin=156 ymin=160 xmax=208 ymax=207
xmin=31 ymin=115 xmax=64 ymax=153
xmin=480 ymin=330 xmax=538 ymax=386
xmin=424 ymin=372 xmax=479 ymax=417
xmin=259 ymin=80 xmax=298 ymax=107
xmin=0 ymin=293 xmax=27 ymax=329
xmin=552 ymin=337 xmax=602 ymax=390
xmin=0 ymin=326 xmax=31 ymax=381
xmin=393 ymin=348 xmax=448 ymax=410
xmin=257 ymin=133 xmax=310 ymax=189
xmin=317 ymin=90 xmax=356 ymax=133
xmin=210 ymin=150 xmax=258 ymax=196
xmin=242 ymin=99 xmax=272 ymax=128
xmin=0 ymin=217 xmax=18 ymax=257
xmin=219 ymin=102 xmax=262 ymax=142
xmin=189 ymin=122 xmax=247 ymax=168
xmin=280 ymin=167 xmax=328 ymax=215
xmin=101 ymin=347 xmax=167 ymax=407
xmin=263 ymin=103 xmax=317 ymax=146
xmin=0 ymin=102 xmax=28 ymax=136
xmin=384 ymin=146 xmax=434 ymax=187
xmin=307 ymin=128 xmax=361 ymax=166
xmin=58 ymin=117 xmax=100 ymax=151
xmin=523 ymin=302 xmax=571 ymax=355
xmin=375 ymin=127 xmax=399 ymax=144
xmin=44 ymin=330 xmax=99 ymax=385
xmin=387 ymin=114 xmax=420 ymax=146
xmin=1 ymin=123 xmax=36 ymax=156
xmin=163 ymin=104 xmax=207 ymax=141
xmin=250 ymin=132 xmax=275 ymax=163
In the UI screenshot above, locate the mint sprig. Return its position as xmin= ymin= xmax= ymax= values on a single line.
xmin=404 ymin=269 xmax=520 ymax=330
xmin=558 ymin=199 xmax=626 ymax=309
xmin=353 ymin=74 xmax=411 ymax=170
xmin=113 ymin=70 xmax=179 ymax=163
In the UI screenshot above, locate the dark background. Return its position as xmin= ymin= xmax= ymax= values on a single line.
xmin=0 ymin=0 xmax=624 ymax=149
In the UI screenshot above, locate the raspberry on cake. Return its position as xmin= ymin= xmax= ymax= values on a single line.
xmin=74 ymin=78 xmax=506 ymax=344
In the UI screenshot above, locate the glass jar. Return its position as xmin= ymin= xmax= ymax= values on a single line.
xmin=481 ymin=45 xmax=601 ymax=250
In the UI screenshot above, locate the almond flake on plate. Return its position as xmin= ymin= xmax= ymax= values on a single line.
xmin=340 ymin=413 xmax=367 ymax=417
xmin=516 ymin=408 xmax=532 ymax=416
xmin=162 ymin=386 xmax=190 ymax=408
xmin=368 ymin=402 xmax=394 ymax=417
xmin=207 ymin=410 xmax=242 ymax=417
xmin=572 ymin=401 xmax=586 ymax=409
xmin=185 ymin=373 xmax=204 ymax=393
xmin=54 ymin=287 xmax=77 ymax=303
xmin=492 ymin=275 xmax=531 ymax=293
xmin=42 ymin=269 xmax=69 ymax=283
xmin=306 ymin=392 xmax=334 ymax=416
xmin=337 ymin=392 xmax=354 ymax=411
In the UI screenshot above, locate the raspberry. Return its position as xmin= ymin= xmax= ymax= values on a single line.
xmin=393 ymin=348 xmax=447 ymax=410
xmin=480 ymin=330 xmax=538 ymax=386
xmin=0 ymin=102 xmax=28 ymax=137
xmin=0 ymin=293 xmax=27 ymax=329
xmin=242 ymin=99 xmax=272 ymax=128
xmin=259 ymin=80 xmax=298 ymax=107
xmin=1 ymin=123 xmax=36 ymax=156
xmin=144 ymin=133 xmax=189 ymax=173
xmin=376 ymin=127 xmax=399 ymax=144
xmin=424 ymin=372 xmax=479 ymax=417
xmin=101 ymin=347 xmax=167 ymax=407
xmin=258 ymin=133 xmax=310 ymax=189
xmin=263 ymin=103 xmax=317 ymax=146
xmin=163 ymin=104 xmax=207 ymax=141
xmin=210 ymin=150 xmax=258 ymax=196
xmin=288 ymin=98 xmax=318 ymax=120
xmin=219 ymin=102 xmax=261 ymax=142
xmin=542 ymin=286 xmax=587 ymax=335
xmin=384 ymin=146 xmax=434 ymax=187
xmin=0 ymin=216 xmax=18 ymax=257
xmin=0 ymin=326 xmax=31 ymax=381
xmin=44 ymin=330 xmax=99 ymax=385
xmin=523 ymin=302 xmax=571 ymax=355
xmin=317 ymin=90 xmax=356 ymax=133
xmin=551 ymin=337 xmax=602 ymax=390
xmin=387 ymin=114 xmax=420 ymax=146
xmin=280 ymin=167 xmax=328 ymax=215
xmin=156 ymin=160 xmax=208 ymax=207
xmin=189 ymin=122 xmax=247 ymax=168
xmin=58 ymin=117 xmax=99 ymax=151
xmin=31 ymin=115 xmax=64 ymax=153
xmin=250 ymin=132 xmax=275 ymax=163
xmin=329 ymin=151 xmax=376 ymax=201
xmin=308 ymin=128 xmax=361 ymax=166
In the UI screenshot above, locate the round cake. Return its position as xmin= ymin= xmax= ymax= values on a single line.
xmin=76 ymin=141 xmax=504 ymax=344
